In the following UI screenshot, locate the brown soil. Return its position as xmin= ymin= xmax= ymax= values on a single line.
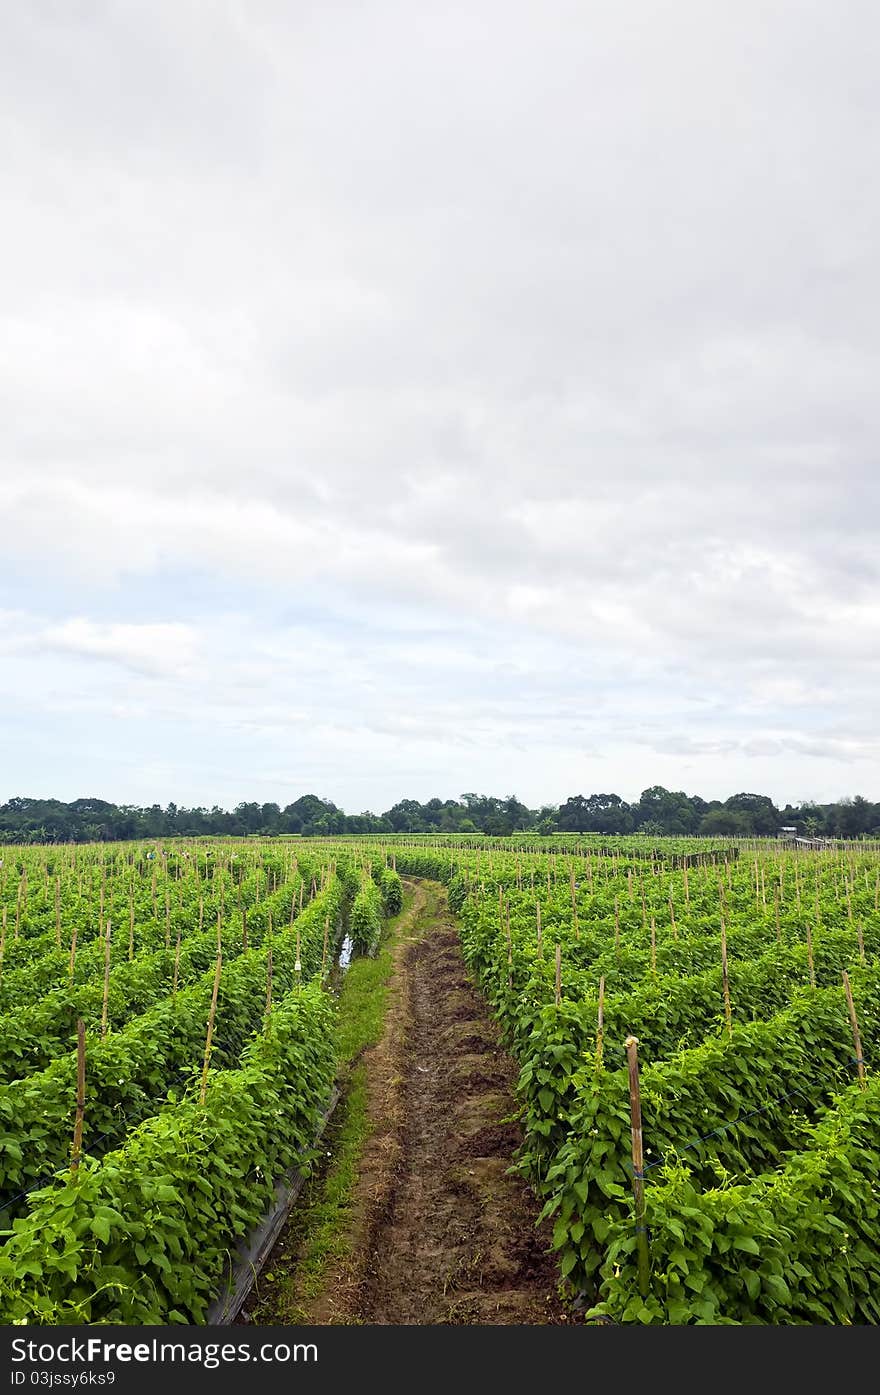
xmin=310 ymin=880 xmax=569 ymax=1325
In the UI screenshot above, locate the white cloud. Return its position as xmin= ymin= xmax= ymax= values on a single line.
xmin=0 ymin=2 xmax=878 ymax=807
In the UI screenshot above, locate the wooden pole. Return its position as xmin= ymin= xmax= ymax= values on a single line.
xmin=536 ymin=900 xmax=543 ymax=958
xmin=857 ymin=921 xmax=865 ymax=965
xmin=200 ymin=949 xmax=223 ymax=1103
xmin=55 ymin=878 xmax=61 ymax=950
xmin=265 ymin=938 xmax=273 ymax=1017
xmin=650 ymin=917 xmax=657 ymax=975
xmin=128 ymin=889 xmax=135 ymax=962
xmin=614 ymin=897 xmax=621 ymax=957
xmin=101 ymin=920 xmax=112 ymax=1039
xmin=596 ymin=975 xmax=605 ymax=1071
xmin=554 ymin=943 xmax=562 ymax=1007
xmin=173 ymin=925 xmax=181 ymax=997
xmin=843 ymin=970 xmax=866 ymax=1089
xmin=71 ymin=1019 xmax=86 ymax=1170
xmin=322 ymin=915 xmax=329 ymax=978
xmin=624 ymin=1036 xmax=650 ymax=1298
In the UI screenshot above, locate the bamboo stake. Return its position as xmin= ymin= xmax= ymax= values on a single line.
xmin=322 ymin=915 xmax=329 ymax=978
xmin=55 ymin=878 xmax=61 ymax=950
xmin=265 ymin=938 xmax=273 ymax=1017
xmin=596 ymin=976 xmax=605 ymax=1071
xmin=720 ymin=914 xmax=732 ymax=1037
xmin=505 ymin=898 xmax=512 ymax=987
xmin=774 ymin=889 xmax=781 ymax=943
xmin=71 ymin=1019 xmax=86 ymax=1170
xmin=100 ymin=920 xmax=112 ymax=1040
xmin=68 ymin=923 xmax=77 ymax=986
xmin=173 ymin=925 xmax=181 ymax=997
xmin=843 ymin=971 xmax=866 ymax=1089
xmin=857 ymin=921 xmax=865 ymax=965
xmin=806 ymin=923 xmax=816 ymax=988
xmin=624 ymin=1036 xmax=650 ymax=1298
xmin=614 ymin=898 xmax=621 ymax=957
xmin=650 ymin=917 xmax=657 ymax=974
xmin=555 ymin=943 xmax=562 ymax=1006
xmin=536 ymin=900 xmax=543 ymax=958
xmin=200 ymin=949 xmax=223 ymax=1103
xmin=814 ymin=871 xmax=820 ymax=926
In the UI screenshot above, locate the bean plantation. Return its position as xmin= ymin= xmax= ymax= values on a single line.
xmin=0 ymin=834 xmax=876 ymax=1324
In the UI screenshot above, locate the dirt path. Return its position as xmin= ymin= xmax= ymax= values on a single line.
xmin=310 ymin=878 xmax=568 ymax=1325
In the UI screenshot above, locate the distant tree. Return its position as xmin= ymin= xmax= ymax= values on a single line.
xmin=698 ymin=808 xmax=751 ymax=836
xmin=724 ymin=792 xmax=780 ymax=836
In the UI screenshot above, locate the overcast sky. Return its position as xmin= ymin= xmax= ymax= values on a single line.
xmin=2 ymin=1 xmax=878 ymax=814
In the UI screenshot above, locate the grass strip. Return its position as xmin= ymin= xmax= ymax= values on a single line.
xmin=246 ymin=886 xmax=422 ymax=1322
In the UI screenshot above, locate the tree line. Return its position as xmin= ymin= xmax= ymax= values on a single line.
xmin=0 ymin=788 xmax=878 ymax=843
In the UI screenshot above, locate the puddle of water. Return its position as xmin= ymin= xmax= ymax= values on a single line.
xmin=337 ymin=934 xmax=353 ymax=969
